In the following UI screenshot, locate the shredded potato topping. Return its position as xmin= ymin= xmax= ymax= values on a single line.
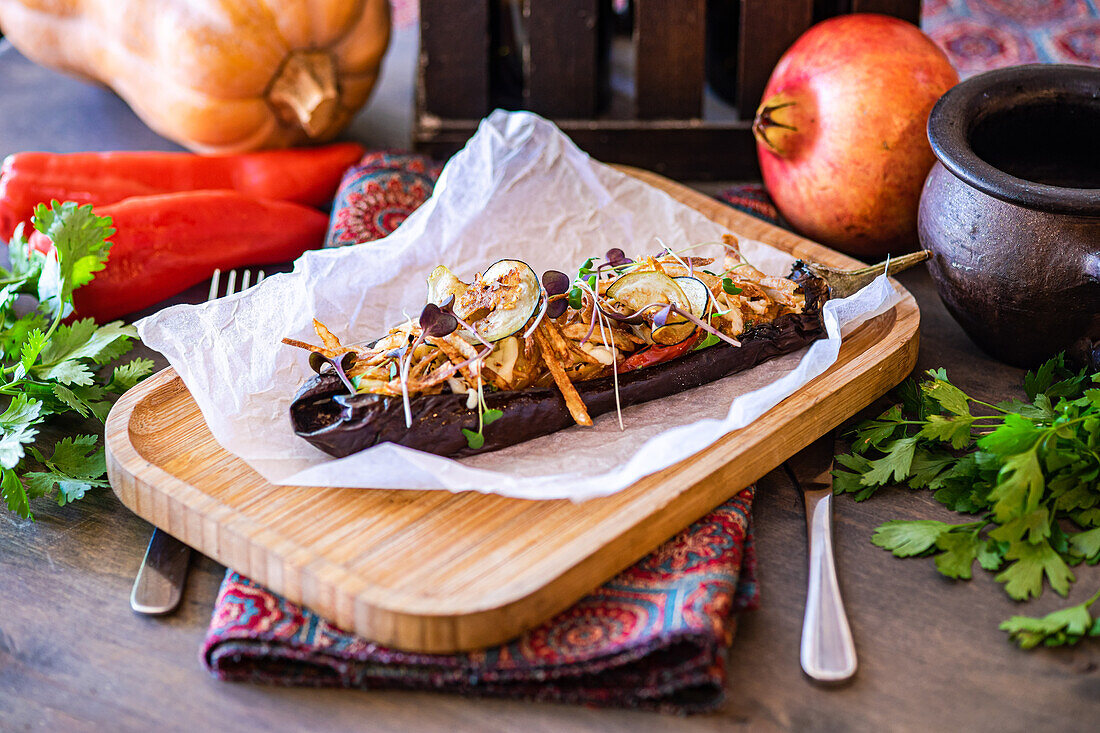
xmin=283 ymin=235 xmax=806 ymax=428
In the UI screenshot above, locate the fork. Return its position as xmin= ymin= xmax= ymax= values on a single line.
xmin=130 ymin=268 xmax=264 ymax=615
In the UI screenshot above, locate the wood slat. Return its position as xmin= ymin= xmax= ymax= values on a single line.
xmin=419 ymin=0 xmax=491 ymax=119
xmin=635 ymin=0 xmax=706 ymax=119
xmin=416 ymin=118 xmax=761 ymax=180
xmin=849 ymin=0 xmax=921 ymax=25
xmin=736 ymin=0 xmax=814 ymax=118
xmin=105 ymin=168 xmax=920 ymax=654
xmin=526 ymin=0 xmax=601 ymax=118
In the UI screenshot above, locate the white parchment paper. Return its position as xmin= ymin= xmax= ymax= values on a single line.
xmin=137 ymin=111 xmax=899 ymax=501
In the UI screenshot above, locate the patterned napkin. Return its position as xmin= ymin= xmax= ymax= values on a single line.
xmin=202 ymin=152 xmax=781 ymax=713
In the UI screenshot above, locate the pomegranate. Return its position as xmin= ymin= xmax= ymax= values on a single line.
xmin=753 ymin=14 xmax=958 ymax=257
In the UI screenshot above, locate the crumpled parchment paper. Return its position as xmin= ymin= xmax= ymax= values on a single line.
xmin=137 ymin=111 xmax=899 ymax=501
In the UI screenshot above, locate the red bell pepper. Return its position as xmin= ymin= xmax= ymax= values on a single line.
xmin=0 ymin=142 xmax=362 ymax=239
xmin=29 ymin=190 xmax=328 ymax=322
xmin=617 ymin=331 xmax=704 ymax=373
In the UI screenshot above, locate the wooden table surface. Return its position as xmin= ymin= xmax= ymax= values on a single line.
xmin=1 ymin=34 xmax=1098 ymax=732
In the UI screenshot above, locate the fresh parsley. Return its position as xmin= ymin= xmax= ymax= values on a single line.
xmin=1 ymin=201 xmax=153 ymax=519
xmin=835 ymin=354 xmax=1100 ymax=647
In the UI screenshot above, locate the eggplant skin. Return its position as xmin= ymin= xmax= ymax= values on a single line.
xmin=290 ymin=266 xmax=829 ymax=459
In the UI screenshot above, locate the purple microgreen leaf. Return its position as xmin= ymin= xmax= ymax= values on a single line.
xmin=331 ymin=354 xmax=357 ymax=395
xmin=652 ymin=304 xmax=673 ymax=328
xmin=420 ymin=302 xmax=458 ymax=337
xmin=542 ymin=270 xmax=570 ymax=296
xmin=605 ymin=248 xmax=633 ymax=267
xmin=547 ymin=297 xmax=568 ymax=319
xmin=308 ymin=351 xmax=357 ymax=394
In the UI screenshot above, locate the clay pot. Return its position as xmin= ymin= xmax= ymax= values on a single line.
xmin=918 ymin=65 xmax=1100 ymax=368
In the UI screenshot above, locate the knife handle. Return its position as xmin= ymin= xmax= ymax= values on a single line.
xmin=801 ymin=489 xmax=858 ymax=683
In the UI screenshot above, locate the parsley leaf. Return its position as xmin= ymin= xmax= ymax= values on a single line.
xmin=997 ymin=539 xmax=1075 ymax=600
xmin=1000 ymin=588 xmax=1100 ymax=649
xmin=106 ymin=358 xmax=155 ymax=393
xmin=31 ymin=201 xmax=114 ymax=305
xmin=0 ymin=201 xmax=149 ymax=519
xmin=934 ymin=531 xmax=981 ymax=579
xmin=872 ymin=520 xmax=956 ymax=557
xmin=835 ymin=355 xmax=1100 ymax=646
xmin=0 ymin=394 xmax=43 ymax=469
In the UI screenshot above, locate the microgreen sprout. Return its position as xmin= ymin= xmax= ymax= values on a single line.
xmin=419 ymin=301 xmax=458 ymax=338
xmin=594 ymin=300 xmax=740 ymax=347
xmin=596 ymin=248 xmax=635 ymax=277
xmin=461 ymin=373 xmax=504 ymax=449
xmin=309 ymin=351 xmax=357 ymax=395
xmin=574 ymin=278 xmax=624 ymax=430
xmin=721 ymin=277 xmax=743 ymax=295
xmin=692 ymin=333 xmax=723 ymax=351
xmin=654 ymin=237 xmax=693 ymax=276
xmin=542 ymin=270 xmax=571 ymax=320
xmin=605 ymin=248 xmax=633 ymax=267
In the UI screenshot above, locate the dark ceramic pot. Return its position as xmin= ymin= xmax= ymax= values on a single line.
xmin=918 ymin=64 xmax=1100 ymax=368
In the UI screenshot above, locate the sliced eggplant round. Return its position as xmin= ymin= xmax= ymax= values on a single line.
xmin=606 ymin=271 xmax=696 ymax=345
xmin=605 ymin=270 xmax=690 ymax=314
xmin=673 ymin=276 xmax=711 ymax=317
xmin=648 ymin=276 xmax=716 ymax=346
xmin=462 ymin=259 xmax=542 ymax=342
xmin=426 ymin=265 xmax=468 ymax=307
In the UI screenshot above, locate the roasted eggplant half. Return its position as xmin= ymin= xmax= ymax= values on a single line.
xmin=290 ymin=262 xmax=829 ymax=459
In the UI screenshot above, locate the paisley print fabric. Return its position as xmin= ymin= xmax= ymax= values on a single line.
xmin=324 ymin=151 xmax=442 ymax=248
xmin=925 ymin=0 xmax=1100 ymax=76
xmin=203 ymin=487 xmax=759 ymax=714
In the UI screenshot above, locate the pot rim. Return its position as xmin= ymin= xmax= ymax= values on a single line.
xmin=927 ymin=64 xmax=1100 ymax=217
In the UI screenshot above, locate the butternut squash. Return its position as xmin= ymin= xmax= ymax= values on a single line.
xmin=0 ymin=0 xmax=391 ymax=153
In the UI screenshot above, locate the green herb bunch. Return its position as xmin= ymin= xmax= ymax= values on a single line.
xmin=1 ymin=202 xmax=153 ymax=519
xmin=835 ymin=355 xmax=1100 ymax=648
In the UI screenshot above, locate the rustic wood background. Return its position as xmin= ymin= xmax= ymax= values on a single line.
xmin=414 ymin=0 xmax=923 ymax=179
xmin=1 ymin=23 xmax=1097 ymax=732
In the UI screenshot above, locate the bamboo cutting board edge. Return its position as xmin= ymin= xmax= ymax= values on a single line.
xmin=105 ymin=169 xmax=920 ymax=652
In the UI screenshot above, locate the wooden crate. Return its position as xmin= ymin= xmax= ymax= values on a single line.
xmin=414 ymin=0 xmax=920 ymax=180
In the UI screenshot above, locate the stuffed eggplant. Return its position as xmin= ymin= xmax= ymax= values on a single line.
xmin=286 ymin=235 xmax=829 ymax=459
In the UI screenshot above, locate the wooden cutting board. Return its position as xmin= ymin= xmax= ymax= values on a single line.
xmin=105 ymin=167 xmax=920 ymax=654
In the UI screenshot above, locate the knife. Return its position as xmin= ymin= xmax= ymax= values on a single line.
xmin=785 ymin=431 xmax=858 ymax=683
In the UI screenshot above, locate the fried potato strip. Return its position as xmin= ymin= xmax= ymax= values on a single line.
xmin=535 ymin=324 xmax=593 ymax=427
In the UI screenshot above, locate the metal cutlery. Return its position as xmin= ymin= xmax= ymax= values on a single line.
xmin=785 ymin=431 xmax=858 ymax=683
xmin=130 ymin=268 xmax=264 ymax=615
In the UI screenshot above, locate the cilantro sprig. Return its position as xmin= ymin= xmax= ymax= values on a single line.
xmin=835 ymin=354 xmax=1100 ymax=647
xmin=1 ymin=201 xmax=153 ymax=519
